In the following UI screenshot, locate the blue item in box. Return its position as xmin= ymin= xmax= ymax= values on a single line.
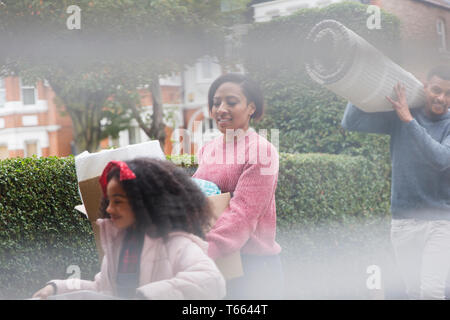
xmin=192 ymin=178 xmax=221 ymax=196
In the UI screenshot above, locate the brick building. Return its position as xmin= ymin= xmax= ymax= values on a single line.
xmin=374 ymin=0 xmax=450 ymax=80
xmin=0 ymin=77 xmax=73 ymax=159
xmin=0 ymin=75 xmax=184 ymax=159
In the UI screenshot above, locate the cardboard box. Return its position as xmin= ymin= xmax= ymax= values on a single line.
xmin=206 ymin=193 xmax=243 ymax=280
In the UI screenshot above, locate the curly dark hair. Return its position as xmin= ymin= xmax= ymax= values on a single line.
xmin=99 ymin=158 xmax=212 ymax=239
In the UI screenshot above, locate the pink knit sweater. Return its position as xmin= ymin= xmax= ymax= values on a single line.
xmin=193 ymin=129 xmax=281 ymax=259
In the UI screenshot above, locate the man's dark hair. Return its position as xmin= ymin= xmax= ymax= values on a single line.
xmin=427 ymin=65 xmax=450 ymax=81
xmin=207 ymin=73 xmax=265 ymax=121
xmin=99 ymin=158 xmax=212 ymax=239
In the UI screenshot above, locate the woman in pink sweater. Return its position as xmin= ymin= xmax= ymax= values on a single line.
xmin=193 ymin=73 xmax=283 ymax=299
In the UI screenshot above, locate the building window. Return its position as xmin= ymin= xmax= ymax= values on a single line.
xmin=25 ymin=141 xmax=39 ymax=157
xmin=198 ymin=57 xmax=213 ymax=81
xmin=201 ymin=60 xmax=212 ymax=79
xmin=0 ymin=79 xmax=5 ymax=108
xmin=266 ymin=9 xmax=280 ymax=20
xmin=437 ymin=18 xmax=447 ymax=52
xmin=196 ymin=56 xmax=218 ymax=83
xmin=0 ymin=145 xmax=8 ymax=159
xmin=21 ymin=80 xmax=37 ymax=106
xmin=128 ymin=126 xmax=141 ymax=145
xmin=22 ymin=115 xmax=38 ymax=126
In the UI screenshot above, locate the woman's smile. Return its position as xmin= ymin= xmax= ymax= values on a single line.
xmin=217 ymin=116 xmax=233 ymax=128
xmin=211 ymin=82 xmax=255 ymax=134
xmin=110 ymin=214 xmax=121 ymax=222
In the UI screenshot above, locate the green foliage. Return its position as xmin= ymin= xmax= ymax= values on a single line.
xmin=166 ymin=153 xmax=198 ymax=176
xmin=0 ymin=153 xmax=390 ymax=299
xmin=0 ymin=156 xmax=99 ymax=299
xmin=168 ymin=152 xmax=391 ymax=230
xmin=276 ymin=153 xmax=389 ymax=229
xmin=0 ymin=0 xmax=232 ymax=153
xmin=0 ymin=0 xmax=226 ymax=64
xmin=166 ymin=153 xmax=197 ymax=167
xmin=169 ymin=152 xmax=391 ymax=238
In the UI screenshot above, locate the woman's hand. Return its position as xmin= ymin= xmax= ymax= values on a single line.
xmin=32 ymin=284 xmax=55 ymax=300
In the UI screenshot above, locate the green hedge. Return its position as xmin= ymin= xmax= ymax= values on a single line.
xmin=168 ymin=153 xmax=393 ymax=298
xmin=277 ymin=152 xmax=389 ymax=226
xmin=0 ymin=156 xmax=99 ymax=299
xmin=167 ymin=153 xmax=390 ymax=229
xmin=275 ymin=153 xmax=392 ymax=298
xmin=0 ymin=153 xmax=391 ymax=299
xmin=167 ymin=152 xmax=390 ymax=225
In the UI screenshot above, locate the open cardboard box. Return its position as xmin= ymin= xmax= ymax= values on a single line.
xmin=74 ymin=141 xmax=243 ymax=280
xmin=205 ymin=193 xmax=243 ymax=280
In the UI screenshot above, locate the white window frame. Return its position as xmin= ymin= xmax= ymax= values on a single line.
xmin=20 ymin=79 xmax=37 ymax=106
xmin=128 ymin=126 xmax=141 ymax=145
xmin=22 ymin=115 xmax=39 ymax=126
xmin=0 ymin=78 xmax=6 ymax=108
xmin=196 ymin=56 xmax=215 ymax=83
xmin=437 ymin=18 xmax=448 ymax=52
xmin=0 ymin=144 xmax=8 ymax=160
xmin=24 ymin=140 xmax=41 ymax=157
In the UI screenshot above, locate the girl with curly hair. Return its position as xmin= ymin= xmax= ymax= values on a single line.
xmin=33 ymin=158 xmax=226 ymax=300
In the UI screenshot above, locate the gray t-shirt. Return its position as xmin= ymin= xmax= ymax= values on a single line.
xmin=342 ymin=103 xmax=450 ymax=220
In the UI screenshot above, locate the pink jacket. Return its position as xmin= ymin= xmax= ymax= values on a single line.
xmin=50 ymin=219 xmax=226 ymax=299
xmin=193 ymin=130 xmax=281 ymax=259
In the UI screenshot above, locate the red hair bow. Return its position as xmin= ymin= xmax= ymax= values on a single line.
xmin=99 ymin=160 xmax=137 ymax=196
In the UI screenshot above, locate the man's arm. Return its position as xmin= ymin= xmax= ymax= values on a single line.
xmin=387 ymin=82 xmax=450 ymax=171
xmin=405 ymin=121 xmax=450 ymax=171
xmin=341 ymin=102 xmax=396 ymax=135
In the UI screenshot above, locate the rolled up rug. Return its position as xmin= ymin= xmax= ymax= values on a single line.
xmin=305 ymin=19 xmax=425 ymax=112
